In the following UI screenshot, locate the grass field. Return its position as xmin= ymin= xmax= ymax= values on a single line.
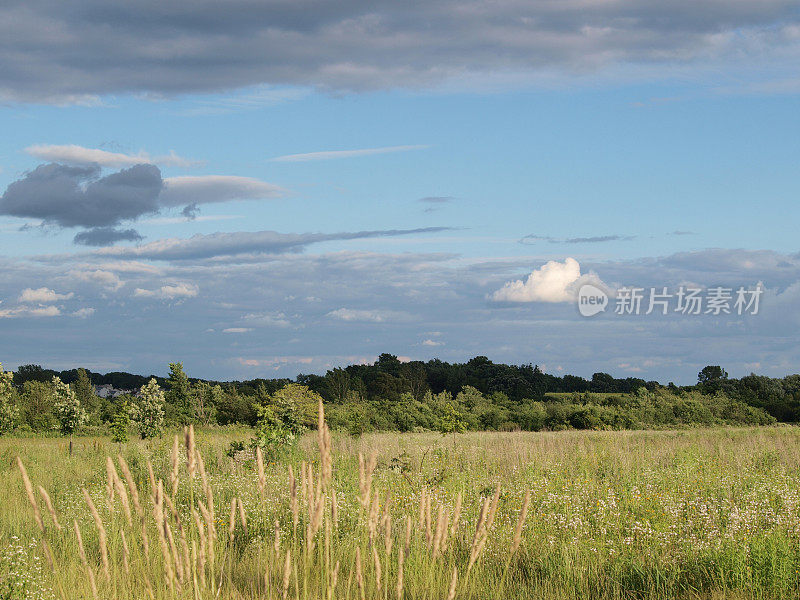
xmin=2 ymin=421 xmax=800 ymax=599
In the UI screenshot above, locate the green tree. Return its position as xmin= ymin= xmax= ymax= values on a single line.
xmin=166 ymin=362 xmax=193 ymax=424
xmin=52 ymin=376 xmax=87 ymax=435
xmin=0 ymin=363 xmax=19 ymax=434
xmin=73 ymin=368 xmax=99 ymax=422
xmin=269 ymin=383 xmax=323 ymax=430
xmin=132 ymin=378 xmax=166 ymax=439
xmin=325 ymin=368 xmax=351 ymax=403
xmin=698 ymin=366 xmax=728 ymax=385
xmin=437 ymin=400 xmax=467 ymax=438
xmin=110 ymin=401 xmax=131 ymax=443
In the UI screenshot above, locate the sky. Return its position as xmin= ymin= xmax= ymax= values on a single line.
xmin=0 ymin=0 xmax=799 ymax=383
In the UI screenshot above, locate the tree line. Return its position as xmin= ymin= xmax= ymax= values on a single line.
xmin=1 ymin=356 xmax=797 ymax=436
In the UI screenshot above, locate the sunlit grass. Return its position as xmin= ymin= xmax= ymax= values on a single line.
xmin=2 ymin=423 xmax=800 ymax=599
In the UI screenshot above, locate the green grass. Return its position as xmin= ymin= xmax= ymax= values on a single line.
xmin=2 ymin=425 xmax=800 ymax=599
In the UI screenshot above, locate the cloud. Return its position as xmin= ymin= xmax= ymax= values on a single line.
xmin=1 ymin=1 xmax=798 ymax=101
xmin=0 ymin=163 xmax=286 ymax=246
xmin=0 ymin=163 xmax=163 ymax=228
xmin=222 ymin=327 xmax=253 ymax=333
xmin=95 ymin=227 xmax=453 ymax=261
xmin=19 ymin=287 xmax=73 ymax=303
xmin=491 ymin=257 xmax=604 ymax=303
xmin=421 ymin=339 xmax=444 ymax=346
xmin=69 ymin=269 xmax=124 ymax=290
xmin=326 ymin=308 xmax=408 ymax=323
xmin=25 ymin=144 xmax=201 ymax=168
xmin=243 ymin=312 xmax=291 ymax=328
xmin=1 ymin=246 xmax=799 ymax=382
xmin=418 ymin=197 xmax=454 ymax=204
xmin=134 ymin=283 xmax=199 ymax=300
xmin=520 ymin=234 xmax=635 ymax=245
xmin=159 ymin=176 xmax=287 ymax=207
xmin=72 ymin=307 xmax=96 ymax=318
xmin=0 ymin=305 xmax=61 ymax=319
xmin=73 ymin=227 xmax=143 ymax=246
xmin=271 ymin=145 xmax=428 ymax=162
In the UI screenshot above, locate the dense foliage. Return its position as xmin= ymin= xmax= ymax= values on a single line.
xmin=0 ymin=355 xmax=796 ymax=435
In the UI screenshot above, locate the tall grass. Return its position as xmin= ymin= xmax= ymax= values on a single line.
xmin=2 ymin=413 xmax=800 ymax=598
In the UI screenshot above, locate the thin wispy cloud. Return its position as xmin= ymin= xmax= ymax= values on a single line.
xmin=25 ymin=144 xmax=203 ymax=168
xmin=520 ymin=234 xmax=636 ymax=245
xmin=270 ymin=145 xmax=428 ymax=162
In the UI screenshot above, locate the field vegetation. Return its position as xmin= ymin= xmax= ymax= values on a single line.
xmin=3 ymin=417 xmax=800 ymax=599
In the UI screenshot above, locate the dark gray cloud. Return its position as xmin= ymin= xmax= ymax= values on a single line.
xmin=0 ymin=162 xmax=163 ymax=228
xmin=73 ymin=227 xmax=144 ymax=246
xmin=0 ymin=1 xmax=798 ymax=101
xmin=520 ymin=233 xmax=635 ymax=244
xmin=95 ymin=227 xmax=455 ymax=261
xmin=0 ymin=162 xmax=288 ymax=246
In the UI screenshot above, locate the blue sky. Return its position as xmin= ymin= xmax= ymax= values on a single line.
xmin=1 ymin=1 xmax=799 ymax=383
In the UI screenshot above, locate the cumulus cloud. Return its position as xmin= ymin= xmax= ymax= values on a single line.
xmin=19 ymin=287 xmax=73 ymax=303
xmin=96 ymin=227 xmax=453 ymax=261
xmin=271 ymin=145 xmax=428 ymax=162
xmin=72 ymin=307 xmax=96 ymax=318
xmin=25 ymin=144 xmax=201 ymax=168
xmin=491 ymin=257 xmax=605 ymax=303
xmin=133 ymin=283 xmax=199 ymax=300
xmin=0 ymin=1 xmax=798 ymax=101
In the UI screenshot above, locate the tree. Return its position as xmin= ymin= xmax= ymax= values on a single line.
xmin=698 ymin=366 xmax=728 ymax=385
xmin=132 ymin=378 xmax=166 ymax=439
xmin=73 ymin=368 xmax=99 ymax=421
xmin=269 ymin=383 xmax=323 ymax=430
xmin=325 ymin=368 xmax=351 ymax=403
xmin=52 ymin=376 xmax=87 ymax=435
xmin=19 ymin=381 xmax=56 ymax=431
xmin=166 ymin=362 xmax=193 ymax=424
xmin=436 ymin=400 xmax=467 ymax=438
xmin=110 ymin=401 xmax=131 ymax=444
xmin=0 ymin=363 xmax=19 ymax=434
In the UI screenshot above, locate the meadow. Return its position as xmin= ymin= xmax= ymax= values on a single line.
xmin=2 ymin=418 xmax=800 ymax=599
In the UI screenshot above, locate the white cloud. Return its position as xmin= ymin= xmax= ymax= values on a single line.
xmin=18 ymin=287 xmax=73 ymax=303
xmin=160 ymin=176 xmax=287 ymax=207
xmin=70 ymin=269 xmax=123 ymax=290
xmin=326 ymin=308 xmax=407 ymax=323
xmin=491 ymin=257 xmax=605 ymax=303
xmin=25 ymin=144 xmax=202 ymax=168
xmin=421 ymin=339 xmax=444 ymax=346
xmin=72 ymin=307 xmax=96 ymax=318
xmin=222 ymin=327 xmax=253 ymax=333
xmin=134 ymin=283 xmax=199 ymax=300
xmin=271 ymin=145 xmax=428 ymax=162
xmin=0 ymin=305 xmax=61 ymax=319
xmin=243 ymin=312 xmax=291 ymax=328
